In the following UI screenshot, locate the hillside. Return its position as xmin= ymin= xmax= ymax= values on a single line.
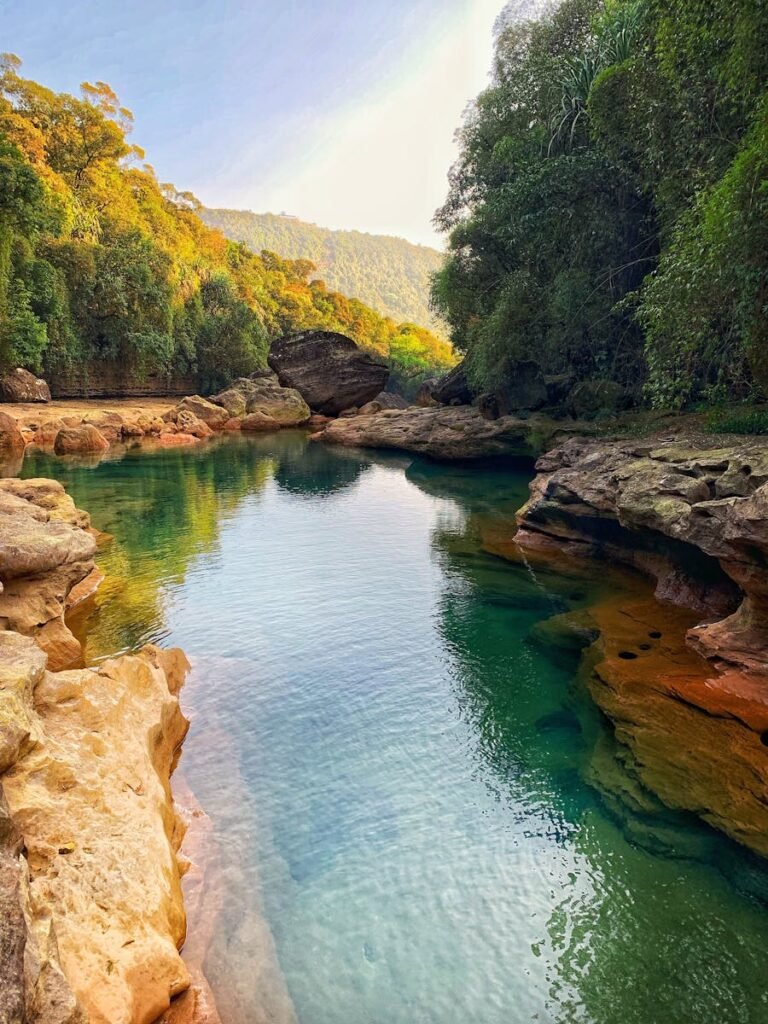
xmin=0 ymin=57 xmax=454 ymax=397
xmin=202 ymin=209 xmax=445 ymax=331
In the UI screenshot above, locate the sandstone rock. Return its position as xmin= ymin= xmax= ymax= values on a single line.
xmin=0 ymin=638 xmax=192 ymax=1024
xmin=82 ymin=410 xmax=125 ymax=443
xmin=319 ymin=406 xmax=563 ymax=460
xmin=432 ymin=361 xmax=473 ymax=406
xmin=359 ymin=392 xmax=409 ymax=414
xmin=176 ymin=397 xmax=229 ymax=430
xmin=210 ymin=377 xmax=310 ymax=427
xmin=0 ymin=410 xmax=25 ymax=458
xmin=0 ymin=368 xmax=51 ymax=403
xmin=0 ymin=480 xmax=96 ymax=670
xmin=268 ymin=331 xmax=389 ymax=416
xmin=53 ymin=424 xmax=110 ymax=456
xmin=162 ymin=408 xmax=213 ymax=439
xmin=0 ymin=794 xmax=26 ymax=1024
xmin=241 ymin=411 xmax=280 ymax=432
xmin=157 ymin=432 xmax=201 ymax=447
xmin=516 ymin=433 xmax=768 ymax=853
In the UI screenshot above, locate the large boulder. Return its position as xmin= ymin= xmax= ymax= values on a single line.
xmin=432 ymin=361 xmax=473 ymax=406
xmin=268 ymin=331 xmax=389 ymax=416
xmin=176 ymin=395 xmax=230 ymax=430
xmin=0 ymin=368 xmax=51 ymax=404
xmin=53 ymin=424 xmax=109 ymax=456
xmin=318 ymin=406 xmax=574 ymax=460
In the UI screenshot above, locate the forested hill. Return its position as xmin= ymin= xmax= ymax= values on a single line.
xmin=202 ymin=209 xmax=444 ymax=331
xmin=0 ymin=56 xmax=454 ymax=398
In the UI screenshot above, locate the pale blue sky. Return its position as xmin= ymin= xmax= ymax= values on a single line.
xmin=0 ymin=0 xmax=504 ymax=245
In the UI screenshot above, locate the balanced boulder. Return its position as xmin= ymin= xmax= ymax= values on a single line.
xmin=0 ymin=368 xmax=51 ymax=403
xmin=268 ymin=331 xmax=389 ymax=415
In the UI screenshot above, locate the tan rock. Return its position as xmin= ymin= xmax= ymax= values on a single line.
xmin=1 ymin=638 xmax=192 ymax=1024
xmin=241 ymin=411 xmax=280 ymax=432
xmin=0 ymin=479 xmax=97 ymax=670
xmin=0 ymin=410 xmax=25 ymax=457
xmin=54 ymin=425 xmax=110 ymax=456
xmin=82 ymin=410 xmax=125 ymax=443
xmin=175 ymin=397 xmax=229 ymax=431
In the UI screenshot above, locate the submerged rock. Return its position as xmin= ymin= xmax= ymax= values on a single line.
xmin=268 ymin=331 xmax=389 ymax=415
xmin=0 ymin=367 xmax=51 ymax=403
xmin=517 ymin=433 xmax=768 ymax=854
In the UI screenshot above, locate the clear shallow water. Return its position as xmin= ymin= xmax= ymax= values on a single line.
xmin=23 ymin=433 xmax=768 ymax=1024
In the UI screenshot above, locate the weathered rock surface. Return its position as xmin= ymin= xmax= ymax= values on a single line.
xmin=0 ymin=479 xmax=97 ymax=669
xmin=0 ymin=410 xmax=26 ymax=458
xmin=175 ymin=397 xmax=230 ymax=431
xmin=0 ymin=634 xmax=192 ymax=1023
xmin=415 ymin=378 xmax=439 ymax=407
xmin=0 ymin=368 xmax=51 ymax=403
xmin=516 ymin=433 xmax=768 ymax=853
xmin=54 ymin=424 xmax=110 ymax=456
xmin=431 ymin=361 xmax=472 ymax=406
xmin=268 ymin=331 xmax=389 ymax=415
xmin=358 ymin=392 xmax=409 ymax=414
xmin=318 ymin=406 xmax=581 ymax=461
xmin=210 ymin=377 xmax=310 ymax=427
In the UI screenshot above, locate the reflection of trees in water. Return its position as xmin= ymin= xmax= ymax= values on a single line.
xmin=23 ymin=434 xmax=380 ymax=657
xmin=272 ymin=435 xmax=373 ymax=498
xmin=420 ymin=469 xmax=768 ymax=1024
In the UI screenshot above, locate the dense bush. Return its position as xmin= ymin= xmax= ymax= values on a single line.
xmin=433 ymin=0 xmax=768 ymax=409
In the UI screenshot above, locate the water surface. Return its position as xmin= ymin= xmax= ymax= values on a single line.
xmin=23 ymin=433 xmax=768 ymax=1024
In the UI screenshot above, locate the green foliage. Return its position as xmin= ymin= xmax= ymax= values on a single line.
xmin=706 ymin=407 xmax=768 ymax=436
xmin=201 ymin=208 xmax=445 ymax=332
xmin=0 ymin=57 xmax=453 ymax=390
xmin=433 ymin=0 xmax=768 ymax=410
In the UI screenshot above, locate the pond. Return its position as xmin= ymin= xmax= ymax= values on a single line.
xmin=22 ymin=432 xmax=768 ymax=1024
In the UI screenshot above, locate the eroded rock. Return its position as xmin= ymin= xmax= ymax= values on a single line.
xmin=268 ymin=331 xmax=388 ymax=415
xmin=319 ymin=406 xmax=580 ymax=461
xmin=0 ymin=636 xmax=192 ymax=1024
xmin=53 ymin=424 xmax=110 ymax=456
xmin=0 ymin=368 xmax=51 ymax=403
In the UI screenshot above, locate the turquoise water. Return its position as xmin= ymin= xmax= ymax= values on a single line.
xmin=22 ymin=433 xmax=768 ymax=1024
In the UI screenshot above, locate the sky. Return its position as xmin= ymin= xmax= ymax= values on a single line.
xmin=0 ymin=0 xmax=507 ymax=247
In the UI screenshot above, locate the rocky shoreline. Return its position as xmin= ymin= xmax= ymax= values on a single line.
xmin=514 ymin=434 xmax=768 ymax=855
xmin=0 ymin=480 xmax=207 ymax=1023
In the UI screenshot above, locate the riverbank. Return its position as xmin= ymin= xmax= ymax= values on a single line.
xmin=2 ymin=404 xmax=768 ymax=1020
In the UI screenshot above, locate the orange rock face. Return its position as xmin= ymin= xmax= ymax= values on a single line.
xmin=515 ymin=433 xmax=768 ymax=855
